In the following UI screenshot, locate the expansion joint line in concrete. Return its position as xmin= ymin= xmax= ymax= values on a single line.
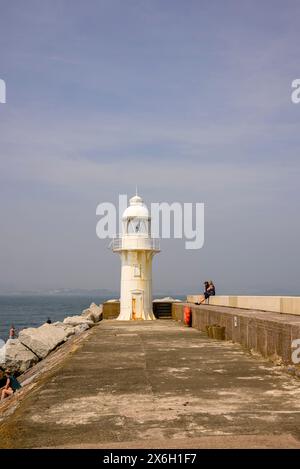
xmin=139 ymin=333 xmax=155 ymax=398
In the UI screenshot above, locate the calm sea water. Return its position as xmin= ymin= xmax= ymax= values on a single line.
xmin=0 ymin=295 xmax=110 ymax=341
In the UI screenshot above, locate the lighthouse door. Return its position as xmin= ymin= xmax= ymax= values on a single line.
xmin=131 ymin=291 xmax=143 ymax=320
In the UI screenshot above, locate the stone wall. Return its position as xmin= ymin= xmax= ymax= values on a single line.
xmin=103 ymin=301 xmax=120 ymax=319
xmin=172 ymin=303 xmax=300 ymax=364
xmin=186 ymin=295 xmax=300 ymax=316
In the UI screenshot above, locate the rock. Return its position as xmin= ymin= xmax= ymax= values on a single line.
xmin=19 ymin=324 xmax=66 ymax=359
xmin=153 ymin=297 xmax=181 ymax=303
xmin=4 ymin=339 xmax=39 ymax=373
xmin=73 ymin=323 xmax=90 ymax=334
xmin=63 ymin=316 xmax=94 ymax=327
xmin=90 ymin=303 xmax=103 ymax=321
xmin=81 ymin=308 xmax=92 ymax=319
xmin=52 ymin=322 xmax=75 ymax=338
xmin=81 ymin=303 xmax=103 ymax=323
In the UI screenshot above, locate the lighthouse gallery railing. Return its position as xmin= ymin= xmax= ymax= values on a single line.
xmin=110 ymin=236 xmax=160 ymax=251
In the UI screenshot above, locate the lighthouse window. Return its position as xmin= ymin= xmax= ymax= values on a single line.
xmin=127 ymin=218 xmax=148 ymax=234
xmin=134 ymin=264 xmax=141 ymax=277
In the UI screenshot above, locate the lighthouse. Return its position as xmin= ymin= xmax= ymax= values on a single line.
xmin=111 ymin=194 xmax=160 ymax=320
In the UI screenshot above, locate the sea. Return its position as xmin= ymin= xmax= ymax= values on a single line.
xmin=0 ymin=294 xmax=185 ymax=342
xmin=0 ymin=295 xmax=111 ymax=342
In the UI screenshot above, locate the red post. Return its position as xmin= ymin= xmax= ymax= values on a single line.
xmin=184 ymin=306 xmax=192 ymax=327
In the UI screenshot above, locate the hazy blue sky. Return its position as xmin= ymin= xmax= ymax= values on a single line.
xmin=0 ymin=0 xmax=299 ymax=295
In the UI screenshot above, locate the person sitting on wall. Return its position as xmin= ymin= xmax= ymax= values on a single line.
xmin=46 ymin=317 xmax=52 ymax=324
xmin=195 ymin=281 xmax=208 ymax=304
xmin=197 ymin=280 xmax=216 ymax=304
xmin=0 ymin=369 xmax=22 ymax=401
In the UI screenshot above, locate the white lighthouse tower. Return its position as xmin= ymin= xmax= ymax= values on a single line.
xmin=111 ymin=194 xmax=160 ymax=320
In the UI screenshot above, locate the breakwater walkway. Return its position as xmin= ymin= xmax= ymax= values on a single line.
xmin=1 ymin=320 xmax=300 ymax=448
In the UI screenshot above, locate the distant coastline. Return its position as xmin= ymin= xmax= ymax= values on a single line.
xmin=0 ymin=288 xmax=117 ymax=297
xmin=0 ymin=289 xmax=188 ymax=298
xmin=0 ymin=289 xmax=298 ymax=297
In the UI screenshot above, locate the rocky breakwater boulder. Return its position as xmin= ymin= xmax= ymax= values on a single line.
xmin=18 ymin=323 xmax=67 ymax=360
xmin=54 ymin=303 xmax=102 ymax=333
xmin=62 ymin=303 xmax=103 ymax=332
xmin=1 ymin=339 xmax=39 ymax=374
xmin=53 ymin=321 xmax=90 ymax=335
xmin=52 ymin=322 xmax=76 ymax=337
xmin=0 ymin=304 xmax=103 ymax=376
xmin=81 ymin=303 xmax=103 ymax=323
xmin=63 ymin=315 xmax=94 ymax=328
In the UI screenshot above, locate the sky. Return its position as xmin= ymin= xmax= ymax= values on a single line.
xmin=0 ymin=0 xmax=299 ymax=295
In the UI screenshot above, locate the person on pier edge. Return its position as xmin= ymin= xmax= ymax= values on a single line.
xmin=197 ymin=280 xmax=216 ymax=304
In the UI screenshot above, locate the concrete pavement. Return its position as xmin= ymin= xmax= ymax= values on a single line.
xmin=1 ymin=320 xmax=300 ymax=448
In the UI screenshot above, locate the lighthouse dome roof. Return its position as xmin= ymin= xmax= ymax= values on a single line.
xmin=122 ymin=194 xmax=149 ymax=219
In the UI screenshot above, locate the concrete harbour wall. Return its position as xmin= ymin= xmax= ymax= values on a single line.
xmin=172 ymin=303 xmax=300 ymax=365
xmin=187 ymin=295 xmax=300 ymax=316
xmin=103 ymin=301 xmax=120 ymax=319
